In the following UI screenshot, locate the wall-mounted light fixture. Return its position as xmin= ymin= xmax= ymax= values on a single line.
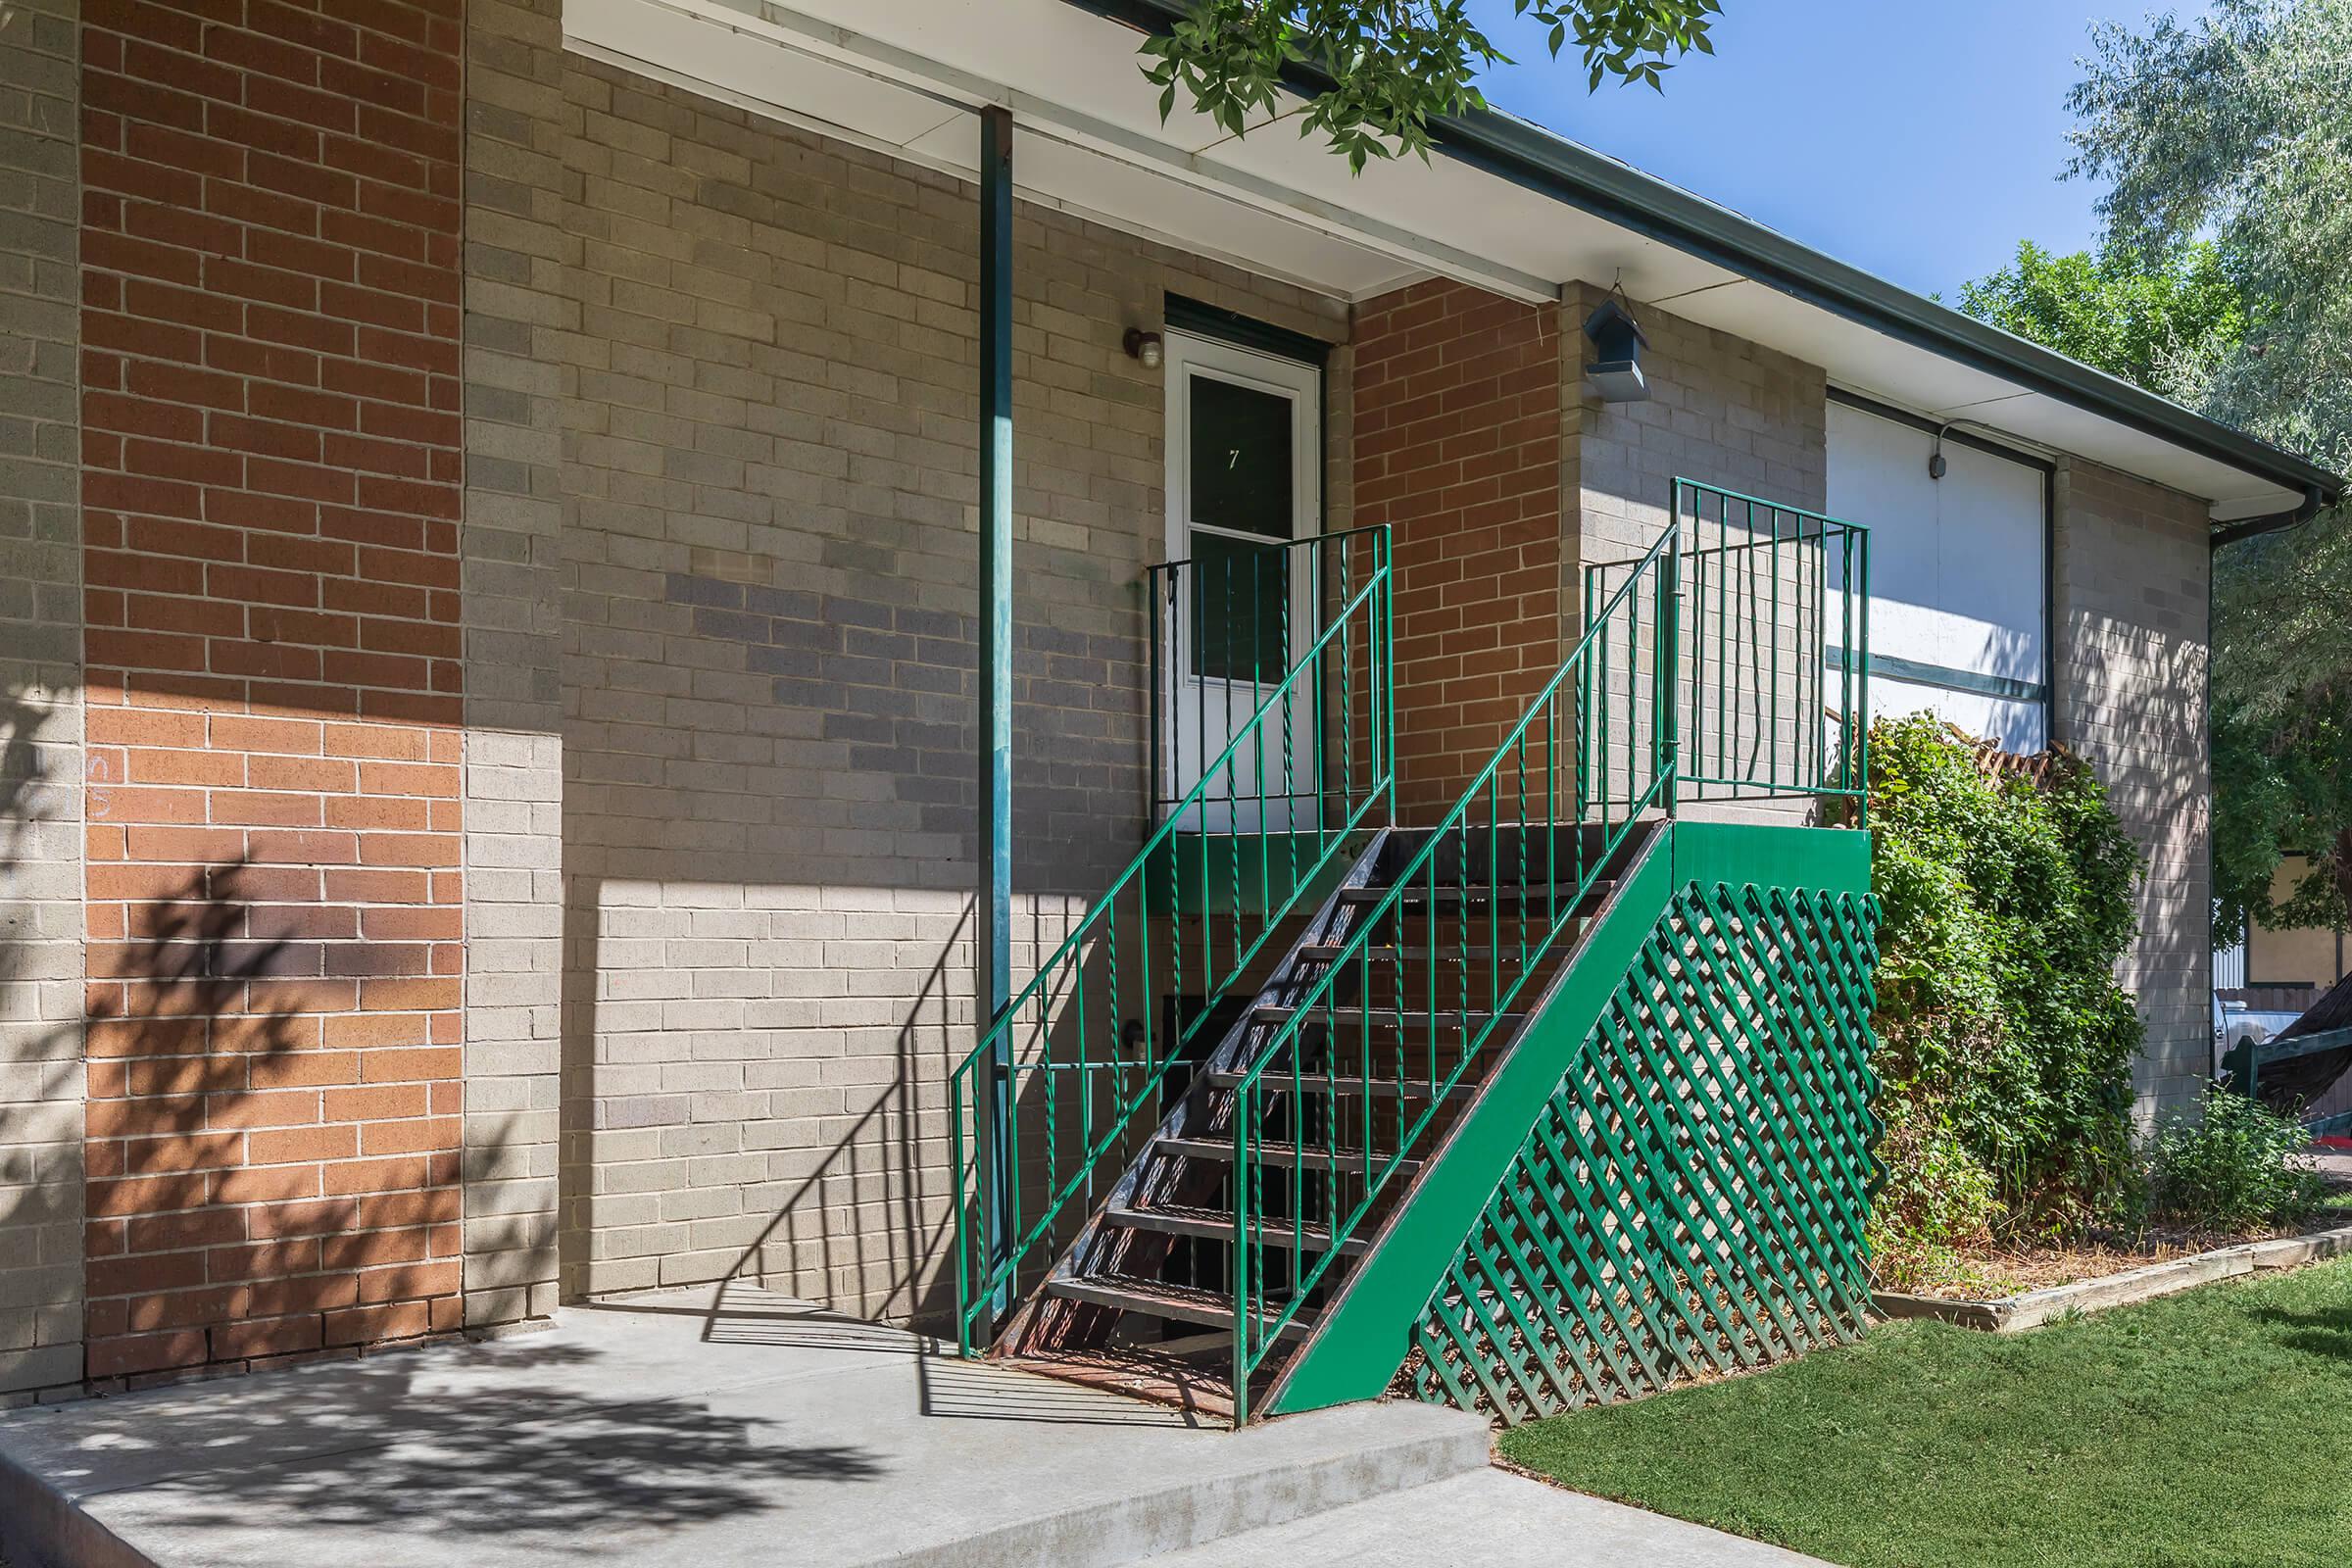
xmin=1582 ymin=295 xmax=1650 ymax=404
xmin=1123 ymin=328 xmax=1163 ymax=369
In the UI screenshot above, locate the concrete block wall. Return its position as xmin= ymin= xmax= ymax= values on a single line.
xmin=2052 ymin=459 xmax=2213 ymax=1119
xmin=1568 ymin=283 xmax=1830 ymax=823
xmin=539 ymin=54 xmax=1348 ymax=1316
xmin=0 ymin=0 xmax=86 ymax=1404
xmin=1568 ymin=283 xmax=1828 ymax=564
xmin=460 ymin=0 xmax=569 ymax=1331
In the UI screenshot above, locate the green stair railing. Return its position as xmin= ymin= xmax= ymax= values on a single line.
xmin=1657 ymin=478 xmax=1870 ymax=805
xmin=1227 ymin=522 xmax=1682 ymax=1423
xmin=1228 ymin=478 xmax=1871 ymax=1422
xmin=952 ymin=525 xmax=1394 ymax=1355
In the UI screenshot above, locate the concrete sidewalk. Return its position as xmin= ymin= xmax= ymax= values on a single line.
xmin=0 ymin=1285 xmax=1824 ymax=1567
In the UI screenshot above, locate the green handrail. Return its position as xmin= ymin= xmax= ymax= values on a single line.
xmin=953 ymin=524 xmax=1394 ymax=1355
xmin=1662 ymin=478 xmax=1871 ymax=803
xmin=1226 ymin=520 xmax=1684 ymax=1422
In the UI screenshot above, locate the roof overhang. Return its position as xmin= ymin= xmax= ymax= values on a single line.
xmin=563 ymin=0 xmax=2342 ymax=527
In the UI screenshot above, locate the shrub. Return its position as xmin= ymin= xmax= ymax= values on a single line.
xmin=1859 ymin=714 xmax=2147 ymax=1259
xmin=1865 ymin=1094 xmax=2004 ymax=1291
xmin=2147 ymin=1090 xmax=2328 ymax=1232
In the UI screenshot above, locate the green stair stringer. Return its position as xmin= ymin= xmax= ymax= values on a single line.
xmin=1264 ymin=819 xmax=1880 ymax=1420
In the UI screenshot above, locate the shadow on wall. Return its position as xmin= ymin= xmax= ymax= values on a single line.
xmin=13 ymin=1339 xmax=879 ymax=1544
xmin=2062 ymin=616 xmax=2210 ymax=1111
xmin=0 ymin=694 xmax=78 ymax=1383
xmin=558 ymin=859 xmax=1151 ymax=1334
xmin=0 ymin=689 xmax=508 ymax=1384
xmin=696 ymin=896 xmax=968 ymax=1328
xmin=690 ymin=895 xmax=1173 ymax=1336
xmin=558 ymin=872 xmax=977 ymax=1328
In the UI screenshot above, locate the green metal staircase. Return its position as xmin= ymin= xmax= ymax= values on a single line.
xmin=952 ymin=481 xmax=1882 ymax=1425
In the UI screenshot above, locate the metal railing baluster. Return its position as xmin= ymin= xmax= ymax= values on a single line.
xmin=952 ymin=526 xmax=1396 ymax=1356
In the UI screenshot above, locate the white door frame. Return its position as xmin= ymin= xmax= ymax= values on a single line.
xmin=1160 ymin=329 xmax=1323 ymax=828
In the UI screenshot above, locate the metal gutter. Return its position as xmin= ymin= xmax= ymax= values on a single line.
xmin=2210 ymin=484 xmax=2328 ymax=550
xmin=1063 ymin=0 xmax=2344 ymax=514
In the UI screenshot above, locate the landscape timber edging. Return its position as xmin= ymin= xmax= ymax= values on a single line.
xmin=1871 ymin=1222 xmax=2352 ymax=1333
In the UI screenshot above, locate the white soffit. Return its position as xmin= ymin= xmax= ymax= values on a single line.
xmin=1669 ymin=278 xmax=2304 ymax=516
xmin=564 ymin=0 xmax=2308 ymax=518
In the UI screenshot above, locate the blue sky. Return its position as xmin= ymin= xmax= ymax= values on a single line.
xmin=1467 ymin=1 xmax=2203 ymax=299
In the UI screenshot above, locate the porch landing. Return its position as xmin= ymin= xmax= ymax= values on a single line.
xmin=0 ymin=1284 xmax=1838 ymax=1568
xmin=0 ymin=1283 xmax=1495 ymax=1568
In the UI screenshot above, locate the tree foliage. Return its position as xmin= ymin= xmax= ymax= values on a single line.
xmin=1139 ymin=0 xmax=1721 ymax=172
xmin=1958 ymin=0 xmax=2352 ymax=944
xmin=1956 ymin=239 xmax=2242 ymax=394
xmin=2070 ymin=0 xmax=2352 ymax=481
xmin=2213 ymin=690 xmax=2352 ymax=943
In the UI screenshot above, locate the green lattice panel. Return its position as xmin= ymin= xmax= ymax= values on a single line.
xmin=1405 ymin=881 xmax=1882 ymax=1426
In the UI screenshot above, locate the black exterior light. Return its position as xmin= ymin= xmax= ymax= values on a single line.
xmin=1583 ymin=296 xmax=1650 ymax=404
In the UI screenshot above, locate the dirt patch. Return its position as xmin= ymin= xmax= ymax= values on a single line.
xmin=1886 ymin=1221 xmax=2329 ymax=1300
xmin=1882 ymin=1151 xmax=2352 ymax=1301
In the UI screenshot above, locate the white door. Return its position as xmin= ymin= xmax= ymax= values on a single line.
xmin=1161 ymin=331 xmax=1322 ymax=831
xmin=1826 ymin=398 xmax=2049 ymax=753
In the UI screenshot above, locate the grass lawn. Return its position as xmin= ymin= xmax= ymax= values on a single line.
xmin=1498 ymin=1254 xmax=2352 ymax=1568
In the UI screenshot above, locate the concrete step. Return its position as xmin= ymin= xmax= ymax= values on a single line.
xmin=884 ymin=1398 xmax=1493 ymax=1568
xmin=1128 ymin=1466 xmax=1836 ymax=1567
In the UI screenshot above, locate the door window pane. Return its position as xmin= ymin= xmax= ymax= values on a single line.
xmin=1189 ymin=532 xmax=1289 ymax=681
xmin=1190 ymin=375 xmax=1294 ymax=540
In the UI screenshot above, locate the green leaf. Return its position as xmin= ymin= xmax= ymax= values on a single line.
xmin=1135 ymin=0 xmax=1720 ymax=174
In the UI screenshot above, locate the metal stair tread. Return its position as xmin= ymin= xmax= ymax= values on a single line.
xmin=1338 ymin=877 xmax=1615 ymax=909
xmin=1042 ymin=1272 xmax=1317 ymax=1338
xmin=1248 ymin=1004 xmax=1526 ymax=1031
xmin=1294 ymin=943 xmax=1535 ymax=965
xmin=1104 ymin=1200 xmax=1369 ymax=1255
xmin=1199 ymin=1067 xmax=1477 ymax=1102
xmin=1153 ymin=1133 xmax=1424 ymax=1173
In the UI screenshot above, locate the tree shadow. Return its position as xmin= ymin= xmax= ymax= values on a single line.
xmin=1 ymin=684 xmax=496 ymax=1392
xmin=32 ymin=1339 xmax=882 ymax=1540
xmin=2056 ymin=584 xmax=2212 ymax=1117
xmin=2245 ymin=1302 xmax=2352 ymax=1362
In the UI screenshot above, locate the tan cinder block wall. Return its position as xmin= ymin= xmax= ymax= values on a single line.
xmin=2052 ymin=459 xmax=2213 ymax=1120
xmin=460 ymin=0 xmax=569 ymax=1330
xmin=538 ymin=54 xmax=1348 ymax=1316
xmin=0 ymin=0 xmax=85 ymax=1404
xmin=1566 ymin=284 xmax=1829 ymax=824
xmin=1567 ymin=283 xmax=1828 ymax=566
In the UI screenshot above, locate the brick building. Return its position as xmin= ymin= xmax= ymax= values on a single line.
xmin=0 ymin=0 xmax=2338 ymax=1405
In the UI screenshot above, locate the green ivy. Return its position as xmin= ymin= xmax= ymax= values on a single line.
xmin=1863 ymin=715 xmax=2147 ymax=1266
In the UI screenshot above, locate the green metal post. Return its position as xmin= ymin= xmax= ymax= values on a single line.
xmin=975 ymin=104 xmax=1015 ymax=1339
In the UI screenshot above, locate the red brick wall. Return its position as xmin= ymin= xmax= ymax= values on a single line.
xmin=1352 ymin=280 xmax=1562 ymax=817
xmin=77 ymin=0 xmax=466 ymax=1383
